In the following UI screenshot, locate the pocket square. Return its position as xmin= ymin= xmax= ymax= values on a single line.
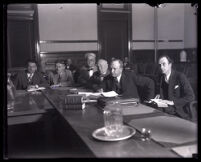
xmin=174 ymin=85 xmax=179 ymax=89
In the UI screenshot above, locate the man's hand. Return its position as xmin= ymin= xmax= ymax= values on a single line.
xmin=161 ymin=100 xmax=174 ymax=106
xmin=27 ymin=85 xmax=38 ymax=90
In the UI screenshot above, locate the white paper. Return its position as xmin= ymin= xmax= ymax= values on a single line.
xmin=27 ymin=87 xmax=46 ymax=92
xmin=101 ymin=91 xmax=118 ymax=97
xmin=78 ymin=92 xmax=102 ymax=97
xmin=171 ymin=144 xmax=197 ymax=157
xmin=150 ymin=99 xmax=168 ymax=107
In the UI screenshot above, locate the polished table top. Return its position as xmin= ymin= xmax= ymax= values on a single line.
xmin=6 ymin=87 xmax=198 ymax=158
xmin=42 ymin=87 xmax=197 ymax=158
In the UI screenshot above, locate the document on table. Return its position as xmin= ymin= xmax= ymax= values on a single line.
xmin=78 ymin=91 xmax=118 ymax=98
xmin=78 ymin=92 xmax=101 ymax=97
xmin=128 ymin=116 xmax=197 ymax=144
xmin=150 ymin=99 xmax=168 ymax=107
xmin=171 ymin=144 xmax=197 ymax=157
xmin=101 ymin=91 xmax=118 ymax=97
xmin=27 ymin=87 xmax=46 ymax=92
xmin=122 ymin=104 xmax=156 ymax=115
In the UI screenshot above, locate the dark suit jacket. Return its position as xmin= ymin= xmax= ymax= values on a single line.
xmin=87 ymin=70 xmax=110 ymax=91
xmin=77 ymin=65 xmax=98 ymax=87
xmin=14 ymin=70 xmax=49 ymax=90
xmin=159 ymin=70 xmax=195 ymax=119
xmin=103 ymin=71 xmax=155 ymax=101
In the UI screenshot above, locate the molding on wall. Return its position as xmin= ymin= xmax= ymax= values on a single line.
xmin=40 ymin=40 xmax=98 ymax=44
xmin=132 ymin=40 xmax=183 ymax=42
xmin=40 ymin=50 xmax=98 ymax=55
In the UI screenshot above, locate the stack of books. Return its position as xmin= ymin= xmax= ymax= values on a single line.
xmin=64 ymin=94 xmax=85 ymax=110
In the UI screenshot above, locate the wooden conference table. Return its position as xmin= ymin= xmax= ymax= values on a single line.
xmin=6 ymin=87 xmax=198 ymax=158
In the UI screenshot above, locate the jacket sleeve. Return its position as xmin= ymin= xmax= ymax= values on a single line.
xmin=66 ymin=70 xmax=74 ymax=86
xmin=38 ymin=72 xmax=49 ymax=87
xmin=133 ymin=74 xmax=155 ymax=100
xmin=172 ymin=73 xmax=195 ymax=108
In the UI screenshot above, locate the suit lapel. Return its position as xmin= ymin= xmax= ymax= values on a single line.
xmin=168 ymin=70 xmax=176 ymax=99
xmin=120 ymin=72 xmax=126 ymax=92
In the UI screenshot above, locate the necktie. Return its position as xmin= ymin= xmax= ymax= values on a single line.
xmin=165 ymin=75 xmax=168 ymax=83
xmin=58 ymin=73 xmax=61 ymax=83
xmin=27 ymin=73 xmax=33 ymax=83
xmin=114 ymin=77 xmax=121 ymax=94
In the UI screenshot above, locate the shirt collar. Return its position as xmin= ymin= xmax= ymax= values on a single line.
xmin=165 ymin=70 xmax=171 ymax=82
xmin=117 ymin=73 xmax=122 ymax=83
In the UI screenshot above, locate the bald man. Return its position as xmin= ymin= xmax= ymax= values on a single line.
xmin=77 ymin=52 xmax=98 ymax=87
xmin=88 ymin=59 xmax=110 ymax=92
xmin=103 ymin=59 xmax=155 ymax=101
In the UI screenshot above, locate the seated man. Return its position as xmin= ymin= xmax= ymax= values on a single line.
xmin=66 ymin=58 xmax=78 ymax=83
xmin=123 ymin=56 xmax=134 ymax=71
xmin=155 ymin=55 xmax=195 ymax=120
xmin=77 ymin=52 xmax=98 ymax=87
xmin=48 ymin=60 xmax=74 ymax=87
xmin=102 ymin=59 xmax=155 ymax=101
xmin=14 ymin=59 xmax=49 ymax=90
xmin=88 ymin=59 xmax=110 ymax=92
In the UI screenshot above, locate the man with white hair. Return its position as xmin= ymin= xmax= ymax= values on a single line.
xmin=88 ymin=59 xmax=110 ymax=92
xmin=77 ymin=52 xmax=98 ymax=87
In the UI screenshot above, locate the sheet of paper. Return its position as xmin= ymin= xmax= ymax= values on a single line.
xmin=27 ymin=87 xmax=45 ymax=92
xmin=171 ymin=144 xmax=197 ymax=157
xmin=150 ymin=99 xmax=168 ymax=107
xmin=128 ymin=116 xmax=197 ymax=144
xmin=122 ymin=104 xmax=156 ymax=115
xmin=101 ymin=91 xmax=118 ymax=97
xmin=78 ymin=92 xmax=101 ymax=97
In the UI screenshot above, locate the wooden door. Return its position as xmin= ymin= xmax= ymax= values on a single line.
xmin=98 ymin=7 xmax=131 ymax=63
xmin=7 ymin=4 xmax=39 ymax=69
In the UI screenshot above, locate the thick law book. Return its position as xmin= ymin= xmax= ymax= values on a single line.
xmin=64 ymin=103 xmax=86 ymax=110
xmin=65 ymin=94 xmax=84 ymax=105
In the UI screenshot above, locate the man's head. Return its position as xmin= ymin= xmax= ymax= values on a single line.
xmin=97 ymin=59 xmax=108 ymax=75
xmin=110 ymin=59 xmax=123 ymax=77
xmin=27 ymin=60 xmax=37 ymax=74
xmin=85 ymin=53 xmax=96 ymax=68
xmin=55 ymin=60 xmax=66 ymax=74
xmin=67 ymin=58 xmax=72 ymax=65
xmin=158 ymin=55 xmax=173 ymax=75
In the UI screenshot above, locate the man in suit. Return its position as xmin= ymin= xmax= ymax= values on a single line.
xmin=88 ymin=59 xmax=110 ymax=92
xmin=48 ymin=60 xmax=74 ymax=87
xmin=14 ymin=59 xmax=49 ymax=90
xmin=156 ymin=55 xmax=195 ymax=119
xmin=77 ymin=52 xmax=98 ymax=87
xmin=103 ymin=59 xmax=155 ymax=101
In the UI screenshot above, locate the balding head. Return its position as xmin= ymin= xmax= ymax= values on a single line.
xmin=110 ymin=59 xmax=123 ymax=77
xmin=97 ymin=59 xmax=108 ymax=75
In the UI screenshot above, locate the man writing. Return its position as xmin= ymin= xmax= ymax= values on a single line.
xmin=154 ymin=55 xmax=195 ymax=119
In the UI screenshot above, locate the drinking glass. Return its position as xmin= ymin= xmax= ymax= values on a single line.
xmin=103 ymin=101 xmax=123 ymax=137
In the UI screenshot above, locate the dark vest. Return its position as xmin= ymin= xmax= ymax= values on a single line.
xmin=161 ymin=78 xmax=169 ymax=100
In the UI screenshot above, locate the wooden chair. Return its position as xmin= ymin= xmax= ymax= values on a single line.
xmin=189 ymin=100 xmax=197 ymax=122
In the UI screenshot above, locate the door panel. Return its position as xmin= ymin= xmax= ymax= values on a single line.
xmin=7 ymin=20 xmax=35 ymax=68
xmin=99 ymin=12 xmax=130 ymax=62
